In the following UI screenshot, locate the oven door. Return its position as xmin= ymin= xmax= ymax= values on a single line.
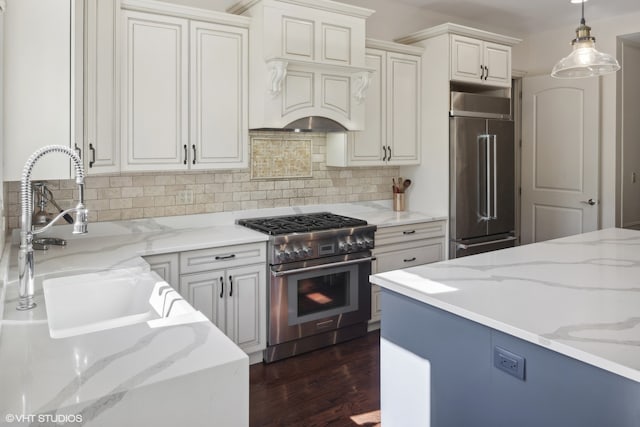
xmin=269 ymin=252 xmax=372 ymax=346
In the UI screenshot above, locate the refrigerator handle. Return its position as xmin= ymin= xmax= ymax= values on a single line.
xmin=490 ymin=134 xmax=498 ymax=220
xmin=478 ymin=134 xmax=490 ymax=221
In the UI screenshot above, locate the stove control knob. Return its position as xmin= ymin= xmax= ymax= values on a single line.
xmin=280 ymin=250 xmax=292 ymax=261
xmin=356 ymin=240 xmax=366 ymax=249
xmin=364 ymin=238 xmax=374 ymax=248
xmin=292 ymin=248 xmax=303 ymax=259
xmin=338 ymin=242 xmax=347 ymax=252
xmin=302 ymin=247 xmax=313 ymax=257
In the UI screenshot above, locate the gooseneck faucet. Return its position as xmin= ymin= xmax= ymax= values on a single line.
xmin=17 ymin=145 xmax=89 ymax=311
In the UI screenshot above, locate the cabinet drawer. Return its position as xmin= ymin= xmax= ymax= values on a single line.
xmin=180 ymin=242 xmax=266 ymax=274
xmin=373 ymin=239 xmax=444 ymax=273
xmin=375 ymin=220 xmax=446 ymax=247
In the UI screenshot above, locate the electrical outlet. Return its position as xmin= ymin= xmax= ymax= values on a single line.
xmin=177 ymin=189 xmax=194 ymax=204
xmin=494 ymin=346 xmax=525 ymax=381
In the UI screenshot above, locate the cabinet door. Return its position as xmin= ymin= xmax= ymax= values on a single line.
xmin=85 ymin=0 xmax=120 ymax=174
xmin=350 ymin=48 xmax=386 ymax=165
xmin=450 ymin=35 xmax=483 ymax=84
xmin=190 ymin=21 xmax=248 ymax=169
xmin=144 ymin=253 xmax=179 ymax=288
xmin=225 ymin=265 xmax=266 ymax=354
xmin=180 ymin=271 xmax=226 ymax=331
xmin=483 ymin=41 xmax=511 ymax=87
xmin=3 ymin=0 xmax=78 ymax=181
xmin=387 ymin=52 xmax=421 ymax=165
xmin=121 ymin=11 xmax=188 ymax=171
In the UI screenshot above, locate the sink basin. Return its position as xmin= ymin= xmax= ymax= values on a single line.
xmin=43 ymin=270 xmax=163 ymax=338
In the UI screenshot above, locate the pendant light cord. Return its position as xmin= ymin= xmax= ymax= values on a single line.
xmin=580 ymin=0 xmax=585 ymax=25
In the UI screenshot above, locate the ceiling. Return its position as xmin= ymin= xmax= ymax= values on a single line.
xmin=392 ymin=0 xmax=640 ymax=35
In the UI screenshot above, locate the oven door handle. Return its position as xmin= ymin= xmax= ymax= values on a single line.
xmin=271 ymin=257 xmax=373 ymax=277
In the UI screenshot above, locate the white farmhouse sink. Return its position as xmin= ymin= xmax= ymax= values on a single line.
xmin=43 ymin=270 xmax=163 ymax=339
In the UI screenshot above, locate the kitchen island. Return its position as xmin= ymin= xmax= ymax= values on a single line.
xmin=370 ymin=228 xmax=640 ymax=427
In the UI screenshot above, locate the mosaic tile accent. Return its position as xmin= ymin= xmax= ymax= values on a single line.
xmin=251 ymin=136 xmax=312 ymax=179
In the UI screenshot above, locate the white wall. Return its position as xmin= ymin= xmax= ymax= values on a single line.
xmin=619 ymin=38 xmax=640 ymax=228
xmin=516 ymin=11 xmax=640 ymax=228
xmin=0 ymin=8 xmax=5 ymax=254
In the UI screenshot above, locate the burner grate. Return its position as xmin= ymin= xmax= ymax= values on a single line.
xmin=237 ymin=212 xmax=368 ymax=235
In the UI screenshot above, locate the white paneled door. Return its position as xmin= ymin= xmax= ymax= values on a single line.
xmin=521 ymin=75 xmax=599 ymax=244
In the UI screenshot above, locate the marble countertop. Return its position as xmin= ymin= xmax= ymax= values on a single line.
xmin=0 ymin=200 xmax=443 ymax=421
xmin=370 ymin=228 xmax=640 ymax=383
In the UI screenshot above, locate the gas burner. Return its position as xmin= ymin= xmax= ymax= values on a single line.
xmin=237 ymin=212 xmax=368 ymax=235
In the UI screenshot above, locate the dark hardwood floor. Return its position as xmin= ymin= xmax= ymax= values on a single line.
xmin=250 ymin=331 xmax=381 ymax=427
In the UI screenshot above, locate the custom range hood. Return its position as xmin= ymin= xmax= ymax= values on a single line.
xmin=229 ymin=0 xmax=375 ymax=131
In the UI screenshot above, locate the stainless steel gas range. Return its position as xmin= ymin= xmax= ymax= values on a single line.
xmin=237 ymin=212 xmax=376 ymax=363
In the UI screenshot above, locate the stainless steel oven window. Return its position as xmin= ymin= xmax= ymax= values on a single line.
xmin=285 ymin=263 xmax=359 ymax=326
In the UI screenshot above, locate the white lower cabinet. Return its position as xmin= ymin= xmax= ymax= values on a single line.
xmin=370 ymin=220 xmax=446 ymax=324
xmin=179 ymin=265 xmax=265 ymax=356
xmin=144 ymin=242 xmax=267 ymax=363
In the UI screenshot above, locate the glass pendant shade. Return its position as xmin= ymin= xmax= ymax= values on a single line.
xmin=551 ymin=3 xmax=620 ymax=79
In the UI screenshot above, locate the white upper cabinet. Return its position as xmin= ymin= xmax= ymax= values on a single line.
xmin=120 ymin=1 xmax=249 ymax=172
xmin=121 ymin=11 xmax=189 ymax=171
xmin=450 ymin=35 xmax=511 ymax=87
xmin=190 ymin=21 xmax=248 ymax=169
xmin=85 ymin=0 xmax=120 ymax=174
xmin=228 ymin=0 xmax=374 ymax=130
xmin=326 ymin=40 xmax=422 ymax=167
xmin=3 ymin=0 xmax=82 ymax=181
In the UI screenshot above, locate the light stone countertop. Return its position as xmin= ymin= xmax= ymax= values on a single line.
xmin=370 ymin=228 xmax=640 ymax=383
xmin=0 ymin=200 xmax=443 ymax=424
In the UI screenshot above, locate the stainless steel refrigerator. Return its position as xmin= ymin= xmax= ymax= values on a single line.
xmin=449 ymin=92 xmax=516 ymax=258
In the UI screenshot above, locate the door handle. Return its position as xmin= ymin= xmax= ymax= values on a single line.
xmin=229 ymin=275 xmax=233 ymax=297
xmin=581 ymin=199 xmax=597 ymax=206
xmin=387 ymin=145 xmax=392 ymax=161
xmin=183 ymin=145 xmax=187 ymax=165
xmin=484 ymin=65 xmax=489 ymax=80
xmin=219 ymin=276 xmax=224 ymax=298
xmin=480 ymin=65 xmax=485 ymax=80
xmin=192 ymin=144 xmax=196 ymax=165
xmin=382 ymin=146 xmax=387 ymax=162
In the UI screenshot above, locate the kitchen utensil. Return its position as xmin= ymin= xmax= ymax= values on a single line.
xmin=403 ymin=179 xmax=412 ymax=191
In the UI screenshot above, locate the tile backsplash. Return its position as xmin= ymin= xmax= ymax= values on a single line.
xmin=4 ymin=133 xmax=398 ymax=230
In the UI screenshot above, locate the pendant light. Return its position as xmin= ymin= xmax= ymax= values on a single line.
xmin=551 ymin=0 xmax=620 ymax=78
